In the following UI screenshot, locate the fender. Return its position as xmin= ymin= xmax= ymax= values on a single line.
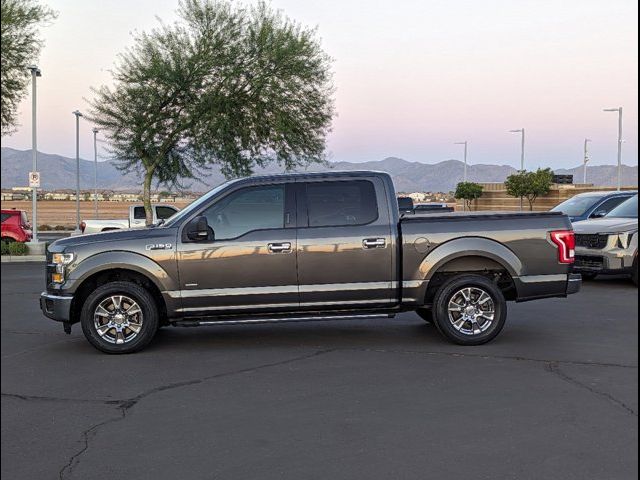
xmin=64 ymin=250 xmax=178 ymax=294
xmin=404 ymin=237 xmax=523 ymax=305
xmin=419 ymin=237 xmax=523 ymax=280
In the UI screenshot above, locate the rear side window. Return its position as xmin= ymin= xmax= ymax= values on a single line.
xmin=305 ymin=180 xmax=378 ymax=227
xmin=592 ymin=197 xmax=630 ymax=217
xmin=133 ymin=207 xmax=146 ymax=219
xmin=156 ymin=206 xmax=177 ymax=220
xmin=1 ymin=213 xmax=11 ymax=223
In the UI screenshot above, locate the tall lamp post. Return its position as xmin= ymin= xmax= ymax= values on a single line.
xmin=454 ymin=141 xmax=468 ymax=182
xmin=603 ymin=107 xmax=623 ymax=191
xmin=583 ymin=138 xmax=591 ymax=184
xmin=92 ymin=128 xmax=99 ymax=218
xmin=72 ymin=110 xmax=83 ymax=233
xmin=27 ymin=65 xmax=41 ymax=244
xmin=509 ymin=128 xmax=526 ymax=210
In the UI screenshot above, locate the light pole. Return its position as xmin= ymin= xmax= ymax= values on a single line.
xmin=27 ymin=65 xmax=41 ymax=244
xmin=583 ymin=138 xmax=591 ymax=184
xmin=454 ymin=141 xmax=468 ymax=182
xmin=92 ymin=128 xmax=99 ymax=218
xmin=603 ymin=107 xmax=623 ymax=191
xmin=72 ymin=110 xmax=83 ymax=233
xmin=509 ymin=128 xmax=525 ymax=210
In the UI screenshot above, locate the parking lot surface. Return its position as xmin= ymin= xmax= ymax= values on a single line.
xmin=1 ymin=262 xmax=638 ymax=479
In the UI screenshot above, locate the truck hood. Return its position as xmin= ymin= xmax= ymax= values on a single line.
xmin=572 ymin=217 xmax=638 ymax=234
xmin=49 ymin=227 xmax=173 ymax=251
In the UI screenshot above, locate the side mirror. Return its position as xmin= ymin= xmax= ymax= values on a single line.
xmin=185 ymin=215 xmax=213 ymax=242
xmin=591 ymin=210 xmax=607 ymax=219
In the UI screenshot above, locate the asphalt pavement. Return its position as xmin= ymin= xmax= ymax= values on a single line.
xmin=1 ymin=262 xmax=638 ymax=480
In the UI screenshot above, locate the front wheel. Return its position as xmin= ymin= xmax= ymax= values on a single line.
xmin=431 ymin=275 xmax=507 ymax=346
xmin=80 ymin=281 xmax=159 ymax=354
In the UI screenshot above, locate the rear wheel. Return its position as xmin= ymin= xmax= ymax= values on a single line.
xmin=80 ymin=281 xmax=159 ymax=354
xmin=432 ymin=275 xmax=507 ymax=346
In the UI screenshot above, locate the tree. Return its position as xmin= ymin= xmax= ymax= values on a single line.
xmin=1 ymin=0 xmax=56 ymax=135
xmin=88 ymin=0 xmax=334 ymax=225
xmin=454 ymin=182 xmax=484 ymax=211
xmin=505 ymin=168 xmax=554 ymax=211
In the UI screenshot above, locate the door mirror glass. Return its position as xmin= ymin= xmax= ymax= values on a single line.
xmin=186 ymin=215 xmax=213 ymax=242
xmin=591 ymin=210 xmax=607 ymax=218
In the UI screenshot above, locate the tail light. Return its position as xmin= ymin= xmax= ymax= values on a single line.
xmin=80 ymin=221 xmax=86 ymax=233
xmin=550 ymin=230 xmax=575 ymax=264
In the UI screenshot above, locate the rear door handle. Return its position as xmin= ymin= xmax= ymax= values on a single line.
xmin=362 ymin=238 xmax=386 ymax=249
xmin=268 ymin=242 xmax=292 ymax=253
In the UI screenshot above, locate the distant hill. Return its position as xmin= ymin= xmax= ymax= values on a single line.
xmin=1 ymin=147 xmax=637 ymax=193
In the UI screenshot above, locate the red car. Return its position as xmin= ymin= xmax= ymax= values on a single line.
xmin=1 ymin=209 xmax=32 ymax=243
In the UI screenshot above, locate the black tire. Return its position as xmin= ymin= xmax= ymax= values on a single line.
xmin=80 ymin=281 xmax=159 ymax=354
xmin=432 ymin=274 xmax=507 ymax=346
xmin=2 ymin=237 xmax=15 ymax=243
xmin=416 ymin=308 xmax=433 ymax=324
xmin=581 ymin=272 xmax=598 ymax=281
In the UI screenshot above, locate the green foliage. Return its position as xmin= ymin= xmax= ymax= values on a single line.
xmin=505 ymin=168 xmax=554 ymax=210
xmin=38 ymin=224 xmax=52 ymax=230
xmin=1 ymin=240 xmax=29 ymax=255
xmin=88 ymin=0 xmax=335 ymax=224
xmin=0 ymin=0 xmax=57 ymax=135
xmin=454 ymin=182 xmax=484 ymax=210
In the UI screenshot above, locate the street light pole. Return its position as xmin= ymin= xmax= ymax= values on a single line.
xmin=92 ymin=128 xmax=99 ymax=218
xmin=72 ymin=110 xmax=83 ymax=232
xmin=27 ymin=66 xmax=41 ymax=243
xmin=454 ymin=141 xmax=468 ymax=182
xmin=583 ymin=138 xmax=591 ymax=184
xmin=509 ymin=128 xmax=526 ymax=210
xmin=603 ymin=107 xmax=623 ymax=191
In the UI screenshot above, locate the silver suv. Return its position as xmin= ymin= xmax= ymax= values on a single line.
xmin=573 ymin=195 xmax=638 ymax=286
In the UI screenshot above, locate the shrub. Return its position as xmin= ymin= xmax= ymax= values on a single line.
xmin=1 ymin=241 xmax=29 ymax=256
xmin=39 ymin=224 xmax=52 ymax=231
xmin=53 ymin=225 xmax=68 ymax=230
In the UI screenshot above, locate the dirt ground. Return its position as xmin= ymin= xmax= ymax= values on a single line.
xmin=0 ymin=200 xmax=194 ymax=228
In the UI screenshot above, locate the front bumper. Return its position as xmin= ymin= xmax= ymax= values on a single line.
xmin=40 ymin=292 xmax=73 ymax=322
xmin=574 ymin=247 xmax=636 ymax=274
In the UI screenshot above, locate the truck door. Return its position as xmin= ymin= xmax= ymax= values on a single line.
xmin=176 ymin=182 xmax=298 ymax=315
xmin=296 ymin=177 xmax=395 ymax=308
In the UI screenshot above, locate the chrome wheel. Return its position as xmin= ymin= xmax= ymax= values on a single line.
xmin=447 ymin=287 xmax=495 ymax=336
xmin=93 ymin=295 xmax=143 ymax=345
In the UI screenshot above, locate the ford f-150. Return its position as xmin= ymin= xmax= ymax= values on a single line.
xmin=40 ymin=171 xmax=581 ymax=353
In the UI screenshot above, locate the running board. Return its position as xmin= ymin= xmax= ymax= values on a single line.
xmin=172 ymin=312 xmax=395 ymax=327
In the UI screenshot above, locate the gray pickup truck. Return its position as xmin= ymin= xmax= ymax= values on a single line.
xmin=41 ymin=171 xmax=581 ymax=353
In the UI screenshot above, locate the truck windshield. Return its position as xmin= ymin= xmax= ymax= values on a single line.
xmin=551 ymin=195 xmax=602 ymax=217
xmin=162 ymin=180 xmax=238 ymax=227
xmin=606 ymin=195 xmax=638 ymax=218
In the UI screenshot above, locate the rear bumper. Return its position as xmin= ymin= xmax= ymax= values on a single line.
xmin=40 ymin=292 xmax=73 ymax=322
xmin=515 ymin=273 xmax=581 ymax=302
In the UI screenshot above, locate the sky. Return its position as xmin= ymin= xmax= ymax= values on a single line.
xmin=3 ymin=0 xmax=638 ymax=170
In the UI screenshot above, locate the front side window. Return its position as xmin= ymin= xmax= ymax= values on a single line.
xmin=305 ymin=180 xmax=378 ymax=227
xmin=1 ymin=213 xmax=11 ymax=223
xmin=592 ymin=197 xmax=631 ymax=217
xmin=201 ymin=185 xmax=285 ymax=240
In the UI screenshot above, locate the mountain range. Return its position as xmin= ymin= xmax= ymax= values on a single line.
xmin=1 ymin=147 xmax=637 ymax=193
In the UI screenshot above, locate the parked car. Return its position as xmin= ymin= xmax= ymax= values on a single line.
xmin=573 ymin=195 xmax=638 ymax=285
xmin=41 ymin=171 xmax=581 ymax=354
xmin=551 ymin=190 xmax=636 ymax=222
xmin=80 ymin=204 xmax=179 ymax=234
xmin=1 ymin=209 xmax=32 ymax=243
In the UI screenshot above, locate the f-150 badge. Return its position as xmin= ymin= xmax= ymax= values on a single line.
xmin=145 ymin=243 xmax=173 ymax=251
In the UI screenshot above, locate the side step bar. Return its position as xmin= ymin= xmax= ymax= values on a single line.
xmin=172 ymin=312 xmax=395 ymax=328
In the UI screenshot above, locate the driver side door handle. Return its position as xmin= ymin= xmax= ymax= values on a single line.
xmin=268 ymin=242 xmax=292 ymax=253
xmin=362 ymin=238 xmax=386 ymax=249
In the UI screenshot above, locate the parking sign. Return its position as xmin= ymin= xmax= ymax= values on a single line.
xmin=29 ymin=171 xmax=41 ymax=188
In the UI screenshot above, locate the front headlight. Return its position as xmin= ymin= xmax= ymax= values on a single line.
xmin=51 ymin=253 xmax=75 ymax=283
xmin=52 ymin=253 xmax=75 ymax=265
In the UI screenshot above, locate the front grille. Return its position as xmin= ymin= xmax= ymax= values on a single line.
xmin=575 ymin=255 xmax=604 ymax=270
xmin=575 ymin=234 xmax=609 ymax=250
